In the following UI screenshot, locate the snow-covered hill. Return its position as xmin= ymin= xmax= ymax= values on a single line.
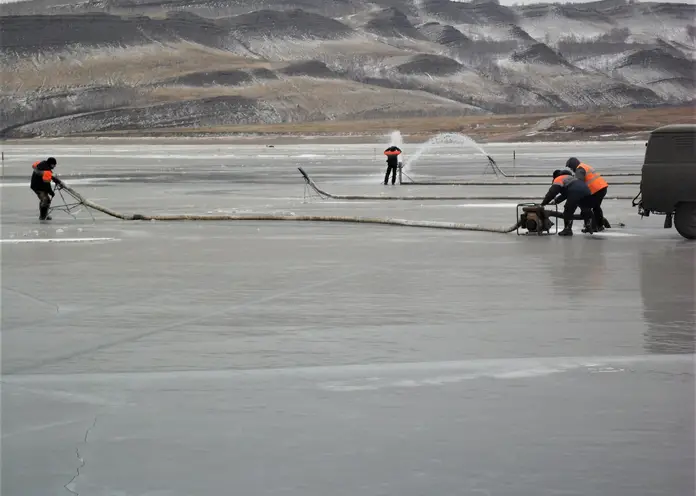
xmin=1 ymin=0 xmax=694 ymax=136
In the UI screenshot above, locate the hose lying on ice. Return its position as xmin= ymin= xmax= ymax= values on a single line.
xmin=527 ymin=206 xmax=621 ymax=225
xmin=487 ymin=171 xmax=641 ymax=179
xmin=484 ymin=156 xmax=641 ymax=178
xmin=401 ymin=179 xmax=640 ymax=186
xmin=298 ymin=168 xmax=636 ymax=201
xmin=57 ymin=182 xmax=523 ymax=234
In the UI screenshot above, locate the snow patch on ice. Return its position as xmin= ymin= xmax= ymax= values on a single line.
xmin=0 ymin=177 xmax=117 ymax=187
xmin=0 ymin=237 xmax=118 ymax=244
xmin=418 ymin=203 xmax=519 ymax=208
xmin=320 ymin=364 xmax=594 ymax=391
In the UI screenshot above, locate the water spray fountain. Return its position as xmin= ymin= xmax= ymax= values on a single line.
xmin=402 ymin=132 xmax=488 ymax=175
xmin=387 ymin=130 xmax=403 ymax=149
xmin=396 ymin=131 xmax=640 ymax=185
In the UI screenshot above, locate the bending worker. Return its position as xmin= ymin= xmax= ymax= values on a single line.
xmin=30 ymin=157 xmax=63 ymax=221
xmin=566 ymin=157 xmax=609 ymax=231
xmin=383 ymin=145 xmax=402 ymax=185
xmin=541 ymin=169 xmax=594 ymax=236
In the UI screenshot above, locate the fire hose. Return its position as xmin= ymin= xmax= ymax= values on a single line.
xmin=297 ymin=168 xmax=636 ymax=201
xmin=56 ymin=182 xmax=523 ymax=234
xmin=55 ymin=175 xmax=619 ymax=235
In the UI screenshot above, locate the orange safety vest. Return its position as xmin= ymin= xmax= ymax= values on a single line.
xmin=384 ymin=149 xmax=401 ymax=157
xmin=32 ymin=161 xmax=52 ymax=182
xmin=577 ymin=163 xmax=608 ymax=194
xmin=552 ymin=174 xmax=575 ymax=187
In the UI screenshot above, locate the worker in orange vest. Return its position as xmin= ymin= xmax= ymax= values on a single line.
xmin=30 ymin=157 xmax=63 ymax=220
xmin=383 ymin=146 xmax=402 ymax=185
xmin=566 ymin=157 xmax=609 ymax=232
xmin=541 ymin=169 xmax=594 ymax=236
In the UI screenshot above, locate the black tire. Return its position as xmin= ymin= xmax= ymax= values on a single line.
xmin=674 ymin=202 xmax=696 ymax=240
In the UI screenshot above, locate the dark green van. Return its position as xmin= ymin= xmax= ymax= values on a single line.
xmin=636 ymin=124 xmax=696 ymax=239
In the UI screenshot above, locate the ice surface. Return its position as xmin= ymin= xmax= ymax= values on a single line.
xmin=1 ymin=139 xmax=694 ymax=496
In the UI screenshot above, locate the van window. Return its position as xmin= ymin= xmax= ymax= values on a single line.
xmin=645 ymin=132 xmax=696 ymax=164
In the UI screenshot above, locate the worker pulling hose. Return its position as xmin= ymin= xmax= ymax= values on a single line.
xmin=56 ymin=182 xmax=523 ymax=234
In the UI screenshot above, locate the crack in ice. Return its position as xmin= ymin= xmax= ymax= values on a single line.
xmin=64 ymin=415 xmax=98 ymax=496
xmin=2 ymin=286 xmax=60 ymax=314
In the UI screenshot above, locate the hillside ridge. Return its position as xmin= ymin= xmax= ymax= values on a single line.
xmin=1 ymin=0 xmax=694 ymax=137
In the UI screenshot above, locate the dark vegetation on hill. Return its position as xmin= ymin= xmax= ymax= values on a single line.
xmin=1 ymin=0 xmax=694 ymax=137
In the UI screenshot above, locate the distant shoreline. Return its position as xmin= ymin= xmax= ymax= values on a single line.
xmin=3 ymin=105 xmax=692 ymax=144
xmin=0 ymin=132 xmax=654 ymax=146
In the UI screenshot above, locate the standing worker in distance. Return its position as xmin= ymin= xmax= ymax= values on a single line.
xmin=566 ymin=157 xmax=609 ymax=232
xmin=383 ymin=145 xmax=402 ymax=185
xmin=541 ymin=169 xmax=594 ymax=236
xmin=30 ymin=157 xmax=63 ymax=221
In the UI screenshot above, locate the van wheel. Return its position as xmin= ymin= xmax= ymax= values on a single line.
xmin=674 ymin=202 xmax=696 ymax=240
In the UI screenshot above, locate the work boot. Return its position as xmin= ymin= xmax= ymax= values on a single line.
xmin=559 ymin=219 xmax=573 ymax=236
xmin=581 ymin=215 xmax=595 ymax=234
xmin=587 ymin=222 xmax=603 ymax=232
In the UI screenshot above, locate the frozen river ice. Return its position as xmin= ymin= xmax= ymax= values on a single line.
xmin=1 ymin=139 xmax=694 ymax=496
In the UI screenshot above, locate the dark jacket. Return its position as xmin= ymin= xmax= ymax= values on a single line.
xmin=384 ymin=146 xmax=402 ymax=167
xmin=542 ymin=172 xmax=591 ymax=206
xmin=30 ymin=161 xmax=59 ymax=194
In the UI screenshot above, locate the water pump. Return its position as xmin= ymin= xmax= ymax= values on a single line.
xmin=516 ymin=203 xmax=557 ymax=235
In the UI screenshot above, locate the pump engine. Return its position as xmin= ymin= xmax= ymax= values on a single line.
xmin=516 ymin=203 xmax=556 ymax=235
